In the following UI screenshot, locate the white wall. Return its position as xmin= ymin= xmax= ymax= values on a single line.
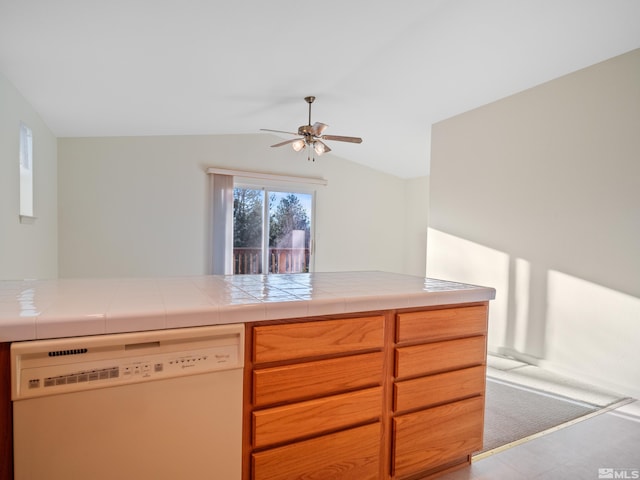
xmin=58 ymin=134 xmax=419 ymax=278
xmin=0 ymin=73 xmax=58 ymax=280
xmin=403 ymin=176 xmax=429 ymax=277
xmin=427 ymin=49 xmax=640 ymax=398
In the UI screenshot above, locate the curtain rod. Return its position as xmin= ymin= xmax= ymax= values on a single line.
xmin=206 ymin=167 xmax=328 ymax=186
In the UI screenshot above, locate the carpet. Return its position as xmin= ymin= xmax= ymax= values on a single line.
xmin=479 ymin=378 xmax=600 ymax=454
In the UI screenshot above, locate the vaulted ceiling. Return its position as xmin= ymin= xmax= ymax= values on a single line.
xmin=1 ymin=1 xmax=639 ymax=178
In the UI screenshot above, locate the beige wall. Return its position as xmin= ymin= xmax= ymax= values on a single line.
xmin=0 ymin=73 xmax=58 ymax=280
xmin=58 ymin=134 xmax=424 ymax=278
xmin=403 ymin=176 xmax=429 ymax=276
xmin=428 ymin=49 xmax=640 ymax=398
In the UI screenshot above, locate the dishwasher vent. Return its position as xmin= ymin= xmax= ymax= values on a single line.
xmin=48 ymin=348 xmax=88 ymax=357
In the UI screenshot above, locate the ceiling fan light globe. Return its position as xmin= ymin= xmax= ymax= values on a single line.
xmin=291 ymin=139 xmax=305 ymax=152
xmin=314 ymin=142 xmax=326 ymax=155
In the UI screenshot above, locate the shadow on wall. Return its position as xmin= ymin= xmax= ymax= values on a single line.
xmin=426 ymin=228 xmax=640 ymax=399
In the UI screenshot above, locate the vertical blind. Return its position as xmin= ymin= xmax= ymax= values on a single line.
xmin=210 ymin=174 xmax=234 ymax=274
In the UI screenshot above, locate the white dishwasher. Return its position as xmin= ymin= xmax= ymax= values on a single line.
xmin=11 ymin=323 xmax=244 ymax=480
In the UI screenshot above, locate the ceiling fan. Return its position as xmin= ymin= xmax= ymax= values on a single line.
xmin=260 ymin=96 xmax=362 ymax=161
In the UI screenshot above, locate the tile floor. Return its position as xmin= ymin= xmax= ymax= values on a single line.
xmin=438 ymin=356 xmax=640 ymax=480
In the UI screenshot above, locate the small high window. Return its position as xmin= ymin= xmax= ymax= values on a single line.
xmin=19 ymin=123 xmax=34 ymax=219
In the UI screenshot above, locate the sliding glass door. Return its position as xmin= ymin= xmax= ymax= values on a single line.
xmin=233 ymin=186 xmax=313 ymax=274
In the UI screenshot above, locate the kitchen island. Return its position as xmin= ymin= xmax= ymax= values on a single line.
xmin=0 ymin=271 xmax=495 ymax=480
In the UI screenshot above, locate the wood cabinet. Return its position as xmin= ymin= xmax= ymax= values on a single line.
xmin=395 ymin=305 xmax=487 ymax=343
xmin=243 ymin=303 xmax=489 ymax=480
xmin=393 ymin=396 xmax=484 ymax=478
xmin=246 ymin=315 xmax=386 ymax=480
xmin=252 ymin=423 xmax=381 ymax=480
xmin=394 ymin=365 xmax=485 ymax=413
xmin=392 ymin=305 xmax=488 ymax=479
xmin=253 ymin=352 xmax=383 ymax=406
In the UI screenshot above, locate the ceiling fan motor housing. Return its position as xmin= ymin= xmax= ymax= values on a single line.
xmin=298 ymin=125 xmax=315 ymax=136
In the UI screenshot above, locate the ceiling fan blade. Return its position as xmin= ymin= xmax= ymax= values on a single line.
xmin=260 ymin=128 xmax=299 ymax=136
xmin=321 ymin=134 xmax=363 ymax=144
xmin=270 ymin=138 xmax=304 ymax=148
xmin=310 ymin=122 xmax=328 ymax=136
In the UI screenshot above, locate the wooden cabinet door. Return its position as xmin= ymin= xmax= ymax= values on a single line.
xmin=392 ymin=396 xmax=484 ymax=478
xmin=253 ymin=351 xmax=383 ymax=406
xmin=396 ymin=305 xmax=487 ymax=343
xmin=394 ymin=365 xmax=485 ymax=413
xmin=395 ymin=336 xmax=486 ymax=380
xmin=252 ymin=423 xmax=381 ymax=480
xmin=253 ymin=316 xmax=384 ymax=364
xmin=253 ymin=387 xmax=382 ymax=448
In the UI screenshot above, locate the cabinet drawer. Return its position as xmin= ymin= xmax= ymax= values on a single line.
xmin=395 ymin=336 xmax=486 ymax=380
xmin=253 ymin=386 xmax=382 ymax=448
xmin=393 ymin=396 xmax=484 ymax=478
xmin=252 ymin=422 xmax=381 ymax=480
xmin=394 ymin=365 xmax=485 ymax=413
xmin=253 ymin=316 xmax=384 ymax=364
xmin=254 ymin=351 xmax=383 ymax=406
xmin=396 ymin=305 xmax=487 ymax=343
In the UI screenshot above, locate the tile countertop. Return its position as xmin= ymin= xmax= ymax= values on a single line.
xmin=0 ymin=271 xmax=496 ymax=342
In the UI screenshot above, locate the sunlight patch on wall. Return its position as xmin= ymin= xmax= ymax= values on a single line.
xmin=545 ymin=270 xmax=640 ymax=398
xmin=512 ymin=258 xmax=531 ymax=354
xmin=426 ymin=228 xmax=509 ymax=350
